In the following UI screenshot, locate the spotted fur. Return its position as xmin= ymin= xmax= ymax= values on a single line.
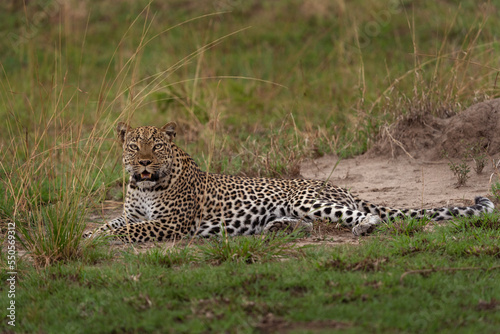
xmin=84 ymin=122 xmax=495 ymax=242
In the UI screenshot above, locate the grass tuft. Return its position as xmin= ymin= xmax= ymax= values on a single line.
xmin=468 ymin=141 xmax=488 ymax=174
xmin=491 ymin=159 xmax=500 ymax=203
xmin=465 ymin=245 xmax=500 ymax=258
xmin=198 ymin=228 xmax=303 ymax=264
xmin=492 ymin=182 xmax=500 ymax=203
xmin=449 ymin=212 xmax=500 ymax=232
xmin=137 ymin=246 xmax=196 ymax=267
xmin=444 ymin=152 xmax=471 ymax=187
xmin=376 ymin=216 xmax=431 ymax=236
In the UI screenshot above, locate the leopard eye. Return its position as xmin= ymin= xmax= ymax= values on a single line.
xmin=153 ymin=143 xmax=164 ymax=151
xmin=128 ymin=144 xmax=139 ymax=151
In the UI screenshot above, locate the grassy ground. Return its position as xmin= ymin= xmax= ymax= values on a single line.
xmin=4 ymin=214 xmax=500 ymax=333
xmin=1 ymin=0 xmax=500 ymax=332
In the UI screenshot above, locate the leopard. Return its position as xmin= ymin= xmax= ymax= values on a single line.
xmin=83 ymin=122 xmax=495 ymax=243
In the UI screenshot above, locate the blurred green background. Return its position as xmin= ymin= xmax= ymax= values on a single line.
xmin=1 ymin=0 xmax=499 ymax=198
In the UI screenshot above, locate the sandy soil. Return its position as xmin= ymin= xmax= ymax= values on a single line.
xmin=301 ymin=155 xmax=497 ymax=209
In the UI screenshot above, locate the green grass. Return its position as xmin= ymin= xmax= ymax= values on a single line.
xmin=3 ymin=213 xmax=500 ymax=333
xmin=1 ymin=0 xmax=500 ymax=332
xmin=198 ymin=230 xmax=304 ymax=264
xmin=375 ymin=216 xmax=431 ymax=237
xmin=134 ymin=246 xmax=197 ymax=268
xmin=493 ymin=182 xmax=500 ymax=203
xmin=491 ymin=160 xmax=500 ymax=203
xmin=1 ymin=1 xmax=499 ymax=179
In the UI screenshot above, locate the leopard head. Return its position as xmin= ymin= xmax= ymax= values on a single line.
xmin=117 ymin=122 xmax=177 ymax=188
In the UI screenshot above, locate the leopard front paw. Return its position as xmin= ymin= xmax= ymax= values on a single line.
xmin=352 ymin=214 xmax=381 ymax=236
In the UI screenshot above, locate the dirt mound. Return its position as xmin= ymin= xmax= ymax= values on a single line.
xmin=367 ymin=99 xmax=500 ymax=161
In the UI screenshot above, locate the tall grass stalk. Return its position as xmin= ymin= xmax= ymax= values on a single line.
xmin=383 ymin=7 xmax=496 ymax=118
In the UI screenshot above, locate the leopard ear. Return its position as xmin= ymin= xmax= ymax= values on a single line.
xmin=117 ymin=122 xmax=131 ymax=144
xmin=161 ymin=122 xmax=177 ymax=141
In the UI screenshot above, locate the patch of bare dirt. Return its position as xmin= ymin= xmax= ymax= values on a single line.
xmin=255 ymin=313 xmax=350 ymax=334
xmin=477 ymin=298 xmax=500 ymax=311
xmin=367 ymin=98 xmax=500 ymax=160
xmin=301 ymin=154 xmax=497 ymax=210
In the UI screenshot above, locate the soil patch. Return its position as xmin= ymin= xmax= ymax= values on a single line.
xmin=301 ymin=154 xmax=497 ymax=210
xmin=255 ymin=313 xmax=350 ymax=334
xmin=367 ymin=98 xmax=500 ymax=161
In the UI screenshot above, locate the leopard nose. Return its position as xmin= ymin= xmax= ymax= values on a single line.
xmin=139 ymin=160 xmax=152 ymax=166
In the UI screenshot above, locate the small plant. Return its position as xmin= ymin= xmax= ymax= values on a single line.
xmin=449 ymin=212 xmax=500 ymax=232
xmin=491 ymin=158 xmax=500 ymax=202
xmin=16 ymin=201 xmax=86 ymax=267
xmin=443 ymin=150 xmax=471 ymax=187
xmin=375 ymin=216 xmax=430 ymax=236
xmin=492 ymin=182 xmax=500 ymax=203
xmin=138 ymin=246 xmax=197 ymax=267
xmin=198 ymin=226 xmax=302 ymax=264
xmin=448 ymin=160 xmax=471 ymax=187
xmin=468 ymin=141 xmax=487 ymax=174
